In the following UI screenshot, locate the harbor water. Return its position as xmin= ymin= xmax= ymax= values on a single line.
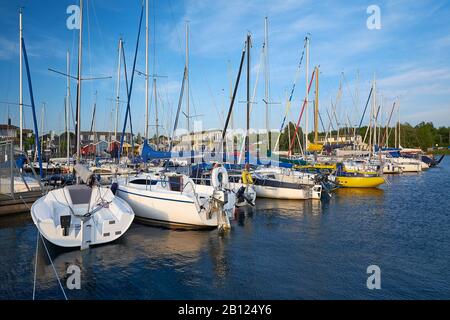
xmin=0 ymin=158 xmax=449 ymax=299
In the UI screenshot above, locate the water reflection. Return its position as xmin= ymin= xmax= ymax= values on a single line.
xmin=335 ymin=187 xmax=384 ymax=198
xmin=0 ymin=214 xmax=32 ymax=229
xmin=255 ymin=198 xmax=322 ymax=217
xmin=32 ymin=222 xmax=233 ymax=298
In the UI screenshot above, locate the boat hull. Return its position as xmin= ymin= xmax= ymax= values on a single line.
xmin=30 ymin=186 xmax=134 ymax=248
xmin=253 ymin=184 xmax=321 ymax=200
xmin=116 ymin=186 xmax=219 ymax=229
xmin=335 ymin=176 xmax=385 ymax=188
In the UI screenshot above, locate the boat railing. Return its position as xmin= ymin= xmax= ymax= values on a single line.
xmin=181 ymin=179 xmax=202 ymax=213
xmin=0 ymin=140 xmax=45 ymax=199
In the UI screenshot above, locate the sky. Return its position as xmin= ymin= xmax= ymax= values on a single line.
xmin=0 ymin=0 xmax=449 ymax=139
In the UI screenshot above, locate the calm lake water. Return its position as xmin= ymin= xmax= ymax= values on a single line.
xmin=1 ymin=158 xmax=449 ymax=300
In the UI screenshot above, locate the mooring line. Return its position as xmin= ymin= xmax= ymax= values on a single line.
xmin=39 ymin=233 xmax=68 ymax=300
xmin=33 ymin=228 xmax=39 ymax=300
xmin=19 ymin=195 xmax=68 ymax=300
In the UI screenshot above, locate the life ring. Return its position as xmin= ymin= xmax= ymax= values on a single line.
xmin=211 ymin=166 xmax=228 ymax=189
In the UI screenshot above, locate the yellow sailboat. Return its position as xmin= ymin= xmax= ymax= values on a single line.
xmin=333 ymin=163 xmax=385 ymax=188
xmin=335 ymin=175 xmax=385 ymax=188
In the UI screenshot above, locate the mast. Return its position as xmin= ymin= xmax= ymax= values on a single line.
xmin=264 ymin=17 xmax=269 ymax=153
xmin=66 ymin=50 xmax=70 ymax=163
xmin=75 ymin=0 xmax=83 ymax=165
xmin=397 ymin=102 xmax=401 ymax=148
xmin=394 ymin=98 xmax=398 ymax=149
xmin=246 ymin=33 xmax=251 ymax=164
xmin=314 ymin=65 xmax=319 ymax=143
xmin=154 ymin=77 xmax=158 ymax=146
xmin=145 ymin=0 xmax=149 ymax=140
xmin=19 ymin=9 xmax=23 ymax=151
xmin=185 ymin=21 xmax=190 ymax=134
xmin=370 ymin=74 xmax=377 ymax=155
xmin=304 ymin=36 xmax=309 ymax=150
xmin=40 ymin=103 xmax=45 ymax=156
xmin=114 ymin=38 xmax=122 ymax=141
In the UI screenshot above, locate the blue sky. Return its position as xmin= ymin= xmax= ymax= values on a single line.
xmin=1 ymin=0 xmax=449 ymax=139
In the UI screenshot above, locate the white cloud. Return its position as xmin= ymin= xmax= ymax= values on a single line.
xmin=0 ymin=36 xmax=16 ymax=60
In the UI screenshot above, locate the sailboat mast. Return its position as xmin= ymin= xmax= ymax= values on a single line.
xmin=75 ymin=0 xmax=83 ymax=164
xmin=66 ymin=50 xmax=70 ymax=163
xmin=264 ymin=17 xmax=269 ymax=152
xmin=246 ymin=33 xmax=251 ymax=164
xmin=397 ymin=102 xmax=401 ymax=148
xmin=314 ymin=65 xmax=319 ymax=143
xmin=115 ymin=38 xmax=122 ymax=141
xmin=154 ymin=77 xmax=158 ymax=146
xmin=186 ymin=21 xmax=190 ymax=134
xmin=19 ymin=9 xmax=23 ymax=151
xmin=373 ymin=77 xmax=377 ymax=152
xmin=304 ymin=36 xmax=309 ymax=150
xmin=145 ymin=0 xmax=149 ymax=140
xmin=40 ymin=103 xmax=45 ymax=156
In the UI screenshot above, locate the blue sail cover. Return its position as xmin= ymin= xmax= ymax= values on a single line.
xmin=388 ymin=151 xmax=401 ymax=158
xmin=141 ymin=140 xmax=175 ymax=162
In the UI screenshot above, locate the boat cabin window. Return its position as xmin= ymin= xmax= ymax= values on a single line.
xmin=168 ymin=176 xmax=183 ymax=192
xmin=129 ymin=179 xmax=158 ymax=185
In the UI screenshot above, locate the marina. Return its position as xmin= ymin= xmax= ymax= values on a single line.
xmin=0 ymin=158 xmax=449 ymax=299
xmin=0 ymin=0 xmax=449 ymax=302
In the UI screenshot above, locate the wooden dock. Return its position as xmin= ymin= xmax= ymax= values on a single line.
xmin=0 ymin=191 xmax=43 ymax=216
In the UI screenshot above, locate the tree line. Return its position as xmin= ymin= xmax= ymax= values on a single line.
xmin=277 ymin=121 xmax=450 ymax=151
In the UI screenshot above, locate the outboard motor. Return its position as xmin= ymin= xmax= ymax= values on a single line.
xmin=110 ymin=182 xmax=118 ymax=195
xmin=236 ymin=186 xmax=246 ymax=203
xmin=60 ymin=215 xmax=71 ymax=237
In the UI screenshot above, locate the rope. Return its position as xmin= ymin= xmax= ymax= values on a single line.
xmin=32 ymin=227 xmax=39 ymax=300
xmin=17 ymin=196 xmax=65 ymax=300
xmin=39 ymin=233 xmax=68 ymax=300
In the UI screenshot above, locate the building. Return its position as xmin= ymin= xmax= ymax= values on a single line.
xmin=174 ymin=129 xmax=223 ymax=152
xmin=0 ymin=124 xmax=17 ymax=139
xmin=0 ymin=119 xmax=34 ymax=142
xmin=79 ymin=131 xmax=133 ymax=146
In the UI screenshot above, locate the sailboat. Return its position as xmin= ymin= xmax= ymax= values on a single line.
xmin=330 ymin=162 xmax=385 ymax=188
xmin=114 ymin=6 xmax=230 ymax=230
xmin=114 ymin=167 xmax=231 ymax=229
xmin=31 ymin=166 xmax=134 ymax=248
xmin=30 ymin=0 xmax=135 ymax=249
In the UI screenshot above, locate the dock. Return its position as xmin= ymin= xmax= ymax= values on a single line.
xmin=0 ymin=191 xmax=43 ymax=216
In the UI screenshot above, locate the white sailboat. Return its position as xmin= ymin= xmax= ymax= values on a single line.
xmin=31 ymin=177 xmax=134 ymax=249
xmin=30 ymin=0 xmax=135 ymax=249
xmin=114 ymin=167 xmax=231 ymax=229
xmin=252 ymin=167 xmax=322 ymax=200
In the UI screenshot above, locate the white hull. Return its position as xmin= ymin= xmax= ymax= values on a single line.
xmin=253 ymin=184 xmax=321 ymax=200
xmin=382 ymin=163 xmax=402 ymax=174
xmin=115 ymin=172 xmax=230 ymax=229
xmin=389 ymin=157 xmax=423 ymax=172
xmin=396 ymin=163 xmax=422 ymax=172
xmin=31 ymin=185 xmax=134 ymax=248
